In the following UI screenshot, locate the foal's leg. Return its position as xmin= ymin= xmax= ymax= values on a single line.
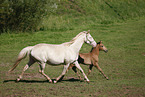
xmin=74 ymin=61 xmax=90 ymax=83
xmin=39 ymin=63 xmax=52 ymax=83
xmin=55 ymin=63 xmax=70 ymax=83
xmin=67 ymin=64 xmax=74 ymax=71
xmin=16 ymin=57 xmax=35 ymax=82
xmin=87 ymin=65 xmax=94 ymax=75
xmin=72 ymin=66 xmax=82 ymax=80
xmin=93 ymin=62 xmax=109 ymax=80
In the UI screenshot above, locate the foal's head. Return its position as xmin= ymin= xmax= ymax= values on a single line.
xmin=97 ymin=41 xmax=108 ymax=53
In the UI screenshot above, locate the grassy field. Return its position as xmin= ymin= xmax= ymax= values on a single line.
xmin=0 ymin=17 xmax=145 ymax=96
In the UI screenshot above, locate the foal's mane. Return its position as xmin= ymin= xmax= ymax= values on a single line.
xmin=62 ymin=31 xmax=86 ymax=46
xmin=90 ymin=41 xmax=101 ymax=52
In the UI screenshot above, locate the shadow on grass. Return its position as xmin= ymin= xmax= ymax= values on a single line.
xmin=3 ymin=79 xmax=50 ymax=83
xmin=3 ymin=78 xmax=83 ymax=83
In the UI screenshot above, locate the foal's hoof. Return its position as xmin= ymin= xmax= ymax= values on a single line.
xmin=106 ymin=77 xmax=109 ymax=80
xmin=49 ymin=80 xmax=53 ymax=83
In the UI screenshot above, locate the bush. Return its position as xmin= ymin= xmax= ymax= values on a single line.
xmin=0 ymin=0 xmax=57 ymax=33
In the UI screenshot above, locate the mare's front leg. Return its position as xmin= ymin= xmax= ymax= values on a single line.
xmin=54 ymin=63 xmax=70 ymax=83
xmin=93 ymin=62 xmax=109 ymax=80
xmin=72 ymin=65 xmax=82 ymax=80
xmin=74 ymin=61 xmax=90 ymax=83
xmin=68 ymin=64 xmax=82 ymax=80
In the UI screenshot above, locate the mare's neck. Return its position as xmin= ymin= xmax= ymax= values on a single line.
xmin=70 ymin=37 xmax=84 ymax=54
xmin=91 ymin=45 xmax=100 ymax=56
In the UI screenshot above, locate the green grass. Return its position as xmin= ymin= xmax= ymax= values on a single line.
xmin=0 ymin=18 xmax=145 ymax=96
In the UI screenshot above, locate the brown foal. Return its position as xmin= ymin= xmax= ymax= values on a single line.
xmin=68 ymin=41 xmax=109 ymax=80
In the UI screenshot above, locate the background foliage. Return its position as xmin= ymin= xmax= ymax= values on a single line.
xmin=0 ymin=0 xmax=56 ymax=32
xmin=1 ymin=0 xmax=145 ymax=33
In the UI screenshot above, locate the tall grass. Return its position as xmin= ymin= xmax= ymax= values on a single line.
xmin=41 ymin=0 xmax=145 ymax=32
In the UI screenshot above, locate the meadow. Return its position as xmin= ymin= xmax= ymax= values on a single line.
xmin=1 ymin=18 xmax=145 ymax=96
xmin=1 ymin=0 xmax=145 ymax=97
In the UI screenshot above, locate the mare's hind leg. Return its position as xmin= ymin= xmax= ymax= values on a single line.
xmin=39 ymin=63 xmax=52 ymax=83
xmin=55 ymin=63 xmax=70 ymax=83
xmin=17 ymin=57 xmax=35 ymax=82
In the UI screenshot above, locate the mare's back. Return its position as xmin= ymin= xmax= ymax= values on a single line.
xmin=31 ymin=43 xmax=66 ymax=59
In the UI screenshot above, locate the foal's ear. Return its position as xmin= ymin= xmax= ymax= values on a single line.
xmin=97 ymin=41 xmax=100 ymax=44
xmin=97 ymin=41 xmax=102 ymax=44
xmin=87 ymin=30 xmax=90 ymax=34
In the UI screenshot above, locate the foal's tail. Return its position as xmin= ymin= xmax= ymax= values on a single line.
xmin=8 ymin=46 xmax=33 ymax=72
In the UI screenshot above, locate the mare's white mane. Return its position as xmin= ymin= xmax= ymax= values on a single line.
xmin=62 ymin=31 xmax=86 ymax=46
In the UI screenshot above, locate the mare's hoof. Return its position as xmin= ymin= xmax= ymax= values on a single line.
xmin=86 ymin=81 xmax=90 ymax=83
xmin=16 ymin=78 xmax=20 ymax=82
xmin=53 ymin=80 xmax=57 ymax=84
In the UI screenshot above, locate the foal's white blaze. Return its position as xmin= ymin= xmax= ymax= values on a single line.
xmin=9 ymin=30 xmax=96 ymax=83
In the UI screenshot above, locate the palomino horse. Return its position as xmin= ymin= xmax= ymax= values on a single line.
xmin=68 ymin=41 xmax=109 ymax=80
xmin=9 ymin=30 xmax=97 ymax=83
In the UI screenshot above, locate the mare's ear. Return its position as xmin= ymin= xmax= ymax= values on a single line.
xmin=87 ymin=30 xmax=90 ymax=34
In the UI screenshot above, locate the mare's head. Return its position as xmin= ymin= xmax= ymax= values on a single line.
xmin=84 ymin=30 xmax=97 ymax=47
xmin=97 ymin=41 xmax=108 ymax=53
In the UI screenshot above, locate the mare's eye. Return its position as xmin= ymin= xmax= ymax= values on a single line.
xmin=101 ymin=46 xmax=103 ymax=47
xmin=88 ymin=37 xmax=91 ymax=39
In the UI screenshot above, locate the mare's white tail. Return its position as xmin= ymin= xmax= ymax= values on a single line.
xmin=9 ymin=46 xmax=33 ymax=72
